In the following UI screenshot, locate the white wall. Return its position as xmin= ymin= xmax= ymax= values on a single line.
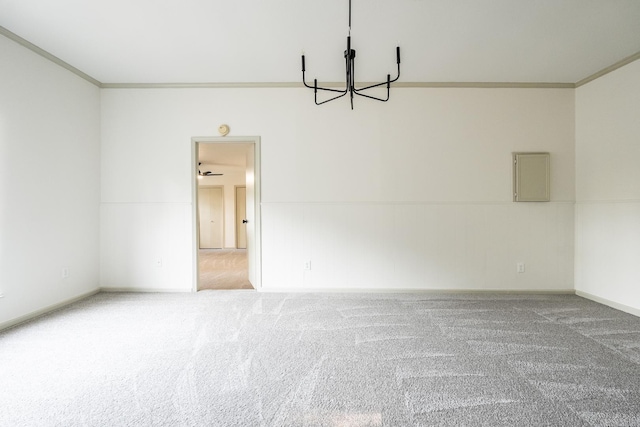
xmin=100 ymin=87 xmax=575 ymax=291
xmin=575 ymin=59 xmax=640 ymax=314
xmin=0 ymin=35 xmax=101 ymax=327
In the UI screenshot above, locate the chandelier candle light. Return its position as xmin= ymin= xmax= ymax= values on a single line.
xmin=301 ymin=0 xmax=401 ymax=109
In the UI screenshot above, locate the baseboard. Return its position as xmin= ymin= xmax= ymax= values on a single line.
xmin=0 ymin=288 xmax=100 ymax=332
xmin=575 ymin=290 xmax=640 ymax=318
xmin=99 ymin=287 xmax=192 ymax=293
xmin=259 ymin=287 xmax=576 ymax=294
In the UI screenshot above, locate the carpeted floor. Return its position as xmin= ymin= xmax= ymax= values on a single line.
xmin=1 ymin=291 xmax=639 ymax=426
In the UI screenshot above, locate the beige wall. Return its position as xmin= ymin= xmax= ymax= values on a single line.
xmin=575 ymin=59 xmax=640 ymax=314
xmin=0 ymin=35 xmax=101 ymax=327
xmin=100 ymin=87 xmax=575 ymax=291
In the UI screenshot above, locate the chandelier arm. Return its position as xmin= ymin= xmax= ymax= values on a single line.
xmin=303 ymin=70 xmax=349 ymax=93
xmin=355 ymin=60 xmax=400 ymax=91
xmin=315 ymin=86 xmax=349 ymax=93
xmin=354 ymin=80 xmax=389 ymax=91
xmin=352 ymin=70 xmax=390 ymax=102
xmin=315 ymin=56 xmax=349 ymax=105
xmin=353 ymin=88 xmax=390 ymax=102
xmin=389 ymin=62 xmax=401 ymax=83
xmin=301 ymin=55 xmax=313 ymax=89
xmin=355 ymin=72 xmax=400 ymax=91
xmin=302 ymin=73 xmax=316 ymax=89
xmin=315 ymin=91 xmax=348 ymax=105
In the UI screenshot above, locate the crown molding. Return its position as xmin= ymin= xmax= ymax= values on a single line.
xmin=1 ymin=25 xmax=102 ymax=87
xmin=101 ymin=81 xmax=575 ymax=89
xmin=575 ymin=50 xmax=640 ymax=88
xmin=2 ymin=24 xmax=638 ymax=91
xmin=395 ymin=82 xmax=575 ymax=89
xmin=101 ymin=82 xmax=302 ymax=89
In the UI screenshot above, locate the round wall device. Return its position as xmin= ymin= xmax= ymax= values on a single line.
xmin=218 ymin=124 xmax=230 ymax=136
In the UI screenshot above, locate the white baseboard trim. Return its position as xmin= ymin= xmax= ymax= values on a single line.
xmin=259 ymin=287 xmax=576 ymax=295
xmin=0 ymin=288 xmax=100 ymax=332
xmin=575 ymin=290 xmax=640 ymax=318
xmin=99 ymin=287 xmax=192 ymax=293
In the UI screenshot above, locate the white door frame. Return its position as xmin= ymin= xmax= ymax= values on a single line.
xmin=191 ymin=136 xmax=262 ymax=291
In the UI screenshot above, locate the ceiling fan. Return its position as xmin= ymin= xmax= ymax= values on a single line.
xmin=198 ymin=162 xmax=223 ymax=177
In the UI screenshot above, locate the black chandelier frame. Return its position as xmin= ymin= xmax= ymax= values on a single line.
xmin=301 ymin=0 xmax=401 ymax=109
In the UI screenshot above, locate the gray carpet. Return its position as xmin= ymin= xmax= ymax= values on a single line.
xmin=1 ymin=292 xmax=639 ymax=426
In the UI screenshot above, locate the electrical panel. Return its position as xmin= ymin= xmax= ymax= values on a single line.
xmin=513 ymin=152 xmax=550 ymax=202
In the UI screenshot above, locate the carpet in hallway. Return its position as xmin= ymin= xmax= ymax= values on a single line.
xmin=198 ymin=248 xmax=253 ymax=290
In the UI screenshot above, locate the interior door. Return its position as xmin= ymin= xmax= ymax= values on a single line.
xmin=245 ymin=147 xmax=256 ymax=285
xmin=235 ymin=186 xmax=247 ymax=249
xmin=198 ymin=187 xmax=223 ymax=249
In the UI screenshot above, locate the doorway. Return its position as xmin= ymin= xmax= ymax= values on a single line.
xmin=192 ymin=136 xmax=261 ymax=292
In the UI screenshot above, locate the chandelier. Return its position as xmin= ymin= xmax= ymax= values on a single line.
xmin=301 ymin=0 xmax=401 ymax=109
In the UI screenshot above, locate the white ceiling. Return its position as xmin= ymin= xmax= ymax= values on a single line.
xmin=1 ymin=0 xmax=640 ymax=85
xmin=198 ymin=143 xmax=248 ymax=169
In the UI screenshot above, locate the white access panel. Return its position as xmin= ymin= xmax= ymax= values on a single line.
xmin=513 ymin=152 xmax=550 ymax=202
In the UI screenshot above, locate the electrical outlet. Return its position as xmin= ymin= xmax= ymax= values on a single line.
xmin=0 ymin=292 xmax=4 ymax=298
xmin=517 ymin=263 xmax=525 ymax=273
xmin=61 ymin=267 xmax=70 ymax=279
xmin=304 ymin=260 xmax=311 ymax=270
xmin=156 ymin=258 xmax=163 ymax=267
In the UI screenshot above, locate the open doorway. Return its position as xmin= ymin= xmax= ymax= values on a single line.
xmin=192 ymin=137 xmax=261 ymax=291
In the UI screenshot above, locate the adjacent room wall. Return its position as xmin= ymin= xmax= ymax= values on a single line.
xmin=575 ymin=59 xmax=640 ymax=315
xmin=100 ymin=87 xmax=575 ymax=292
xmin=197 ymin=166 xmax=246 ymax=248
xmin=0 ymin=35 xmax=101 ymax=327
